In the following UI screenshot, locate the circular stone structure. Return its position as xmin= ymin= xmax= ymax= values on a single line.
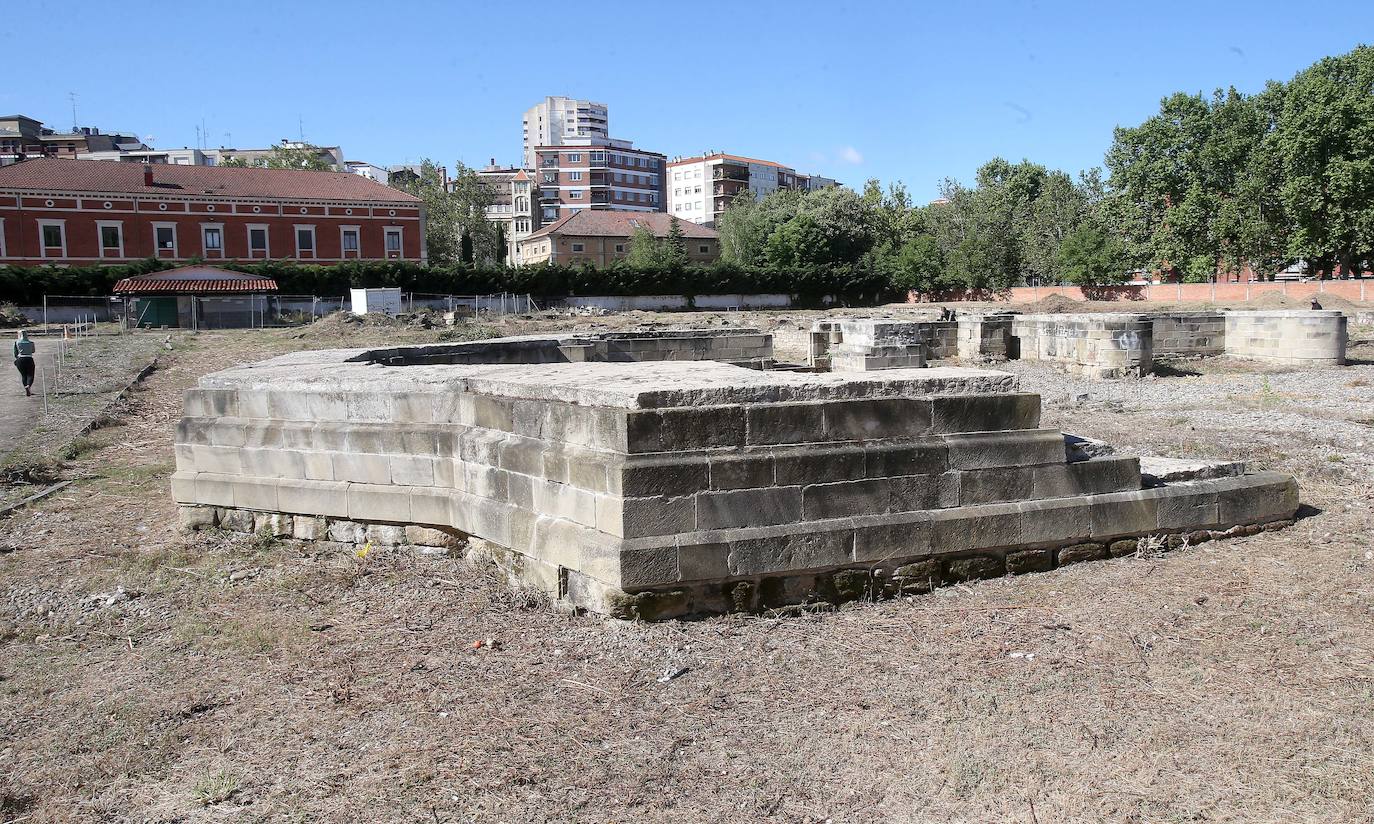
xmin=172 ymin=329 xmax=1300 ymax=618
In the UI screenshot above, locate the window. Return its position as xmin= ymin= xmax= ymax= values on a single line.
xmin=699 ymin=245 xmax=710 ymax=254
xmin=341 ymin=227 xmax=360 ymax=253
xmin=614 ymin=244 xmax=625 ymax=253
xmin=248 ymin=225 xmax=269 ymax=256
xmin=202 ymin=225 xmax=223 ymax=252
xmin=590 ymin=151 xmax=605 ymax=162
xmin=569 ymin=189 xmax=583 ymax=199
xmin=569 ymin=171 xmax=582 ymax=181
xmin=571 ymin=243 xmax=585 ymax=252
xmin=567 ymin=153 xmax=581 ymax=162
xmin=542 ymin=173 xmax=556 ymax=184
xmin=98 ymin=222 xmax=123 ymax=258
xmin=674 ymin=188 xmax=681 ymax=196
xmin=40 ymin=221 xmax=64 ymax=250
xmin=294 ymin=225 xmax=315 ymax=256
xmin=385 ymin=228 xmax=402 ymax=253
xmin=153 ymin=223 xmax=177 ymax=256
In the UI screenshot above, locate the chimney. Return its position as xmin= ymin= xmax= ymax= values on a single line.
xmin=143 ymin=164 xmax=153 ymax=186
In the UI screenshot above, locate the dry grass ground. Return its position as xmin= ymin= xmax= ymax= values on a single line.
xmin=1 ymin=315 xmax=1372 ymax=823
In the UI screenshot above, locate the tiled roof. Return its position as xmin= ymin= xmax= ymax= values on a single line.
xmin=525 ymin=211 xmax=718 ymax=241
xmin=112 ymin=265 xmax=278 ymax=294
xmin=0 ymin=157 xmax=420 ymax=204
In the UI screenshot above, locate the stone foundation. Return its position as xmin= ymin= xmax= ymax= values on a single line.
xmin=1223 ymin=310 xmax=1346 ymax=365
xmin=171 ymin=329 xmax=1300 ymax=619
xmin=1010 ymin=313 xmax=1154 ymax=378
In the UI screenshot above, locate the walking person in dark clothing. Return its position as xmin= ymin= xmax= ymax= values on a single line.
xmin=13 ymin=330 xmax=36 ymax=396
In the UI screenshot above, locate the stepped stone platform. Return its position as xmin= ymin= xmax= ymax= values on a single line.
xmin=172 ymin=330 xmax=1299 ymax=619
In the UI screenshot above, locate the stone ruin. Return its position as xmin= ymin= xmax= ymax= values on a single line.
xmin=814 ymin=309 xmax=1348 ymax=377
xmin=172 ymin=327 xmax=1299 ymax=619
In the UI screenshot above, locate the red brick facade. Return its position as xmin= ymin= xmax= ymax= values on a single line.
xmin=0 ymin=158 xmax=424 ymax=266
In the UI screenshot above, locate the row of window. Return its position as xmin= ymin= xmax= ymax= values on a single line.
xmin=673 ymin=202 xmax=706 ymax=213
xmin=552 ymin=152 xmax=660 ymax=169
xmin=563 ymin=190 xmax=658 ymax=204
xmin=674 ymin=185 xmax=704 ymax=197
xmin=565 ymin=241 xmax=712 ymax=254
xmin=24 ymin=219 xmax=402 ymax=259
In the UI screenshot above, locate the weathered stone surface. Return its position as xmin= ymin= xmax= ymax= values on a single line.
xmin=1057 ymin=543 xmax=1107 ymax=565
xmin=177 ymin=505 xmax=217 ymax=531
xmin=1006 ymin=548 xmax=1053 ymax=574
xmin=172 ymin=330 xmax=1302 ymax=617
xmin=219 ymin=508 xmax=255 ymax=533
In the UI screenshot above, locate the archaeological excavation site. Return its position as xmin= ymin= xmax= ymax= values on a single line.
xmin=169 ymin=309 xmax=1324 ymax=619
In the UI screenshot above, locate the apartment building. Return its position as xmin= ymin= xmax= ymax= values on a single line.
xmin=522 ymin=97 xmax=609 ymax=166
xmin=475 ymin=160 xmax=539 ymax=264
xmin=80 ymin=139 xmax=346 ymax=170
xmin=1 ymin=114 xmax=147 ymax=165
xmin=515 ymin=211 xmax=718 ymax=267
xmin=533 ymin=138 xmax=665 ymax=224
xmin=667 ymin=152 xmax=838 ymax=226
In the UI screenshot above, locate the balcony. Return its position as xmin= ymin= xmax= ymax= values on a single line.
xmin=712 ymin=168 xmax=748 ymax=182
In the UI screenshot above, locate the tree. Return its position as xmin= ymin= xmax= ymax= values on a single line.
xmin=625 ymin=226 xmax=676 ymax=270
xmin=1056 ymin=224 xmax=1128 ymax=285
xmin=665 ymin=216 xmax=688 ymax=268
xmin=1272 ymin=45 xmax=1374 ymax=277
xmin=220 ymin=143 xmax=335 ymax=171
xmin=448 ymin=162 xmax=501 ymax=264
xmin=389 ymin=159 xmax=461 ymax=265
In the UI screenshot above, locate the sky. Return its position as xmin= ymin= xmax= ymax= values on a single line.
xmin=6 ymin=0 xmax=1371 ymax=199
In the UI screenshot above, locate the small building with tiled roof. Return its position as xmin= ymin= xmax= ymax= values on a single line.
xmin=112 ymin=264 xmax=279 ymax=329
xmin=515 ymin=210 xmax=718 ymax=267
xmin=0 ymin=157 xmax=425 ymax=266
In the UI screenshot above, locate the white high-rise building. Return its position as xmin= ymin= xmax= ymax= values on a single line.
xmin=522 ymin=96 xmax=609 ymax=166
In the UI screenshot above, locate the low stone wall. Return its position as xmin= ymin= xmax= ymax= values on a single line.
xmin=1151 ymin=311 xmax=1227 ymax=359
xmin=1010 ymin=314 xmax=1154 ymax=378
xmin=1224 ymin=310 xmax=1347 ymax=365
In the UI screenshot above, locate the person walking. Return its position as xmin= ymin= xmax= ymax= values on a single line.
xmin=13 ymin=330 xmax=36 ymax=397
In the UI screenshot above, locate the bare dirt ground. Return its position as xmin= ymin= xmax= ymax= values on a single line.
xmin=1 ymin=312 xmax=1372 ymax=823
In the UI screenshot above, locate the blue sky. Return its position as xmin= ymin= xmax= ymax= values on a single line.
xmin=6 ymin=0 xmax=1371 ymax=199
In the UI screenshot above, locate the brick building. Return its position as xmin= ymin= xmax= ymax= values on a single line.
xmin=516 ymin=211 xmax=717 ymax=267
xmin=0 ymin=157 xmax=423 ymax=266
xmin=534 ymin=139 xmax=665 ymax=224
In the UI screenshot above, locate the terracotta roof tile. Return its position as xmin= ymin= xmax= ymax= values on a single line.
xmin=111 ymin=265 xmax=278 ymax=294
xmin=525 ymin=211 xmax=717 ymax=241
xmin=0 ymin=157 xmax=420 ymax=204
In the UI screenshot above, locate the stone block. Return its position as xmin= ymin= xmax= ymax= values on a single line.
xmin=277 ymin=479 xmax=350 ymax=518
xmin=366 ymin=524 xmax=407 ymax=546
xmin=891 ymin=559 xmax=941 ymax=593
xmin=726 ymin=529 xmax=854 ymax=576
xmin=1006 ymin=548 xmax=1053 ymax=574
xmin=864 ymin=443 xmax=947 ymax=478
xmin=823 ymin=398 xmax=933 ymax=441
xmin=327 ymin=519 xmax=366 ymax=543
xmin=406 ymin=525 xmax=462 ymax=548
xmin=596 ymin=495 xmax=696 ymax=539
xmin=233 ymin=478 xmax=279 ymax=512
xmin=697 ymin=486 xmax=804 ymax=530
xmin=616 ymin=457 xmax=709 ymax=498
xmin=710 ymin=455 xmax=777 ymax=489
xmin=619 ymin=547 xmax=680 ymax=589
xmin=677 ymin=542 xmax=731 ymax=582
xmin=346 ymin=483 xmax=412 ymax=523
xmin=1215 ymin=472 xmax=1299 ymax=525
xmin=1057 ymin=543 xmax=1107 ymax=565
xmin=957 ymin=466 xmax=1037 ymax=506
xmin=1018 ymin=497 xmax=1092 ymax=545
xmin=177 ymin=505 xmax=217 ymax=531
xmin=292 ymin=515 xmax=326 ymax=541
xmin=1108 ymin=538 xmax=1139 ymax=557
xmin=1088 ymin=491 xmax=1160 ymax=539
xmin=943 ymin=429 xmax=1065 ymax=470
xmin=745 ymin=403 xmax=826 ymax=445
xmin=944 ymin=555 xmax=1004 ymax=582
xmin=220 ymin=508 xmax=255 ymax=533
xmin=1157 ymin=488 xmax=1219 ymax=531
xmin=409 ymin=487 xmax=454 ymax=528
xmin=931 ymin=393 xmax=1040 ymax=434
xmin=930 ymin=503 xmax=1021 ymax=553
xmin=853 ymin=515 xmax=933 ymax=562
xmin=193 ymin=473 xmax=236 ymax=508
xmin=253 ymin=512 xmax=293 ymax=537
xmin=332 ymin=452 xmax=391 ymax=485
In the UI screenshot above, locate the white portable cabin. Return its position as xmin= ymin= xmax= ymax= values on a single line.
xmin=350 ymin=287 xmax=404 ymax=316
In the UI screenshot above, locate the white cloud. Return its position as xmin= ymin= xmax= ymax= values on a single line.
xmin=838 ymin=145 xmax=864 ymax=165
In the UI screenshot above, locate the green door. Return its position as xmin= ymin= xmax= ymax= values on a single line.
xmin=136 ymin=297 xmax=179 ymax=328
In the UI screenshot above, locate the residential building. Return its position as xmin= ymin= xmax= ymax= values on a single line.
xmin=534 ymin=138 xmax=665 ymax=223
xmin=389 ymin=164 xmax=446 ymax=188
xmin=0 ymin=157 xmax=423 ymax=266
xmin=81 ymin=140 xmax=345 ymax=170
xmin=475 ymin=160 xmax=539 ymax=264
xmin=1 ymin=114 xmax=147 ymax=165
xmin=345 ymin=161 xmax=389 ymax=184
xmin=522 ymin=97 xmax=609 ymax=166
xmin=515 ymin=210 xmax=718 ymax=267
xmin=667 ymin=152 xmax=839 ymax=226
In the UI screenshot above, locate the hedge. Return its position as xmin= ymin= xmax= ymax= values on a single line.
xmin=0 ymin=259 xmax=896 ymax=306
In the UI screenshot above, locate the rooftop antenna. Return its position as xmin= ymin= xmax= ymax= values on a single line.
xmin=298 ymin=115 xmax=305 ymax=144
xmin=68 ymin=91 xmax=78 ymax=131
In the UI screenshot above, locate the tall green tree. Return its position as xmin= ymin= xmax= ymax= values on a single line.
xmin=389 ymin=159 xmax=461 ymax=265
xmin=1271 ymin=45 xmax=1374 ymax=277
xmin=449 ymin=162 xmax=501 ymax=264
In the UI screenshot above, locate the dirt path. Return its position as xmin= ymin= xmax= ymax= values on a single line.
xmin=0 ymin=338 xmax=53 ymax=452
